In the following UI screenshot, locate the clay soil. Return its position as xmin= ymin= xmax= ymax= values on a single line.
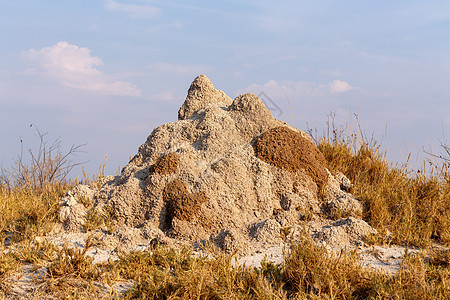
xmin=253 ymin=126 xmax=328 ymax=190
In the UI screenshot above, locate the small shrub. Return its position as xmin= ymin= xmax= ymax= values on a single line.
xmin=0 ymin=126 xmax=83 ymax=242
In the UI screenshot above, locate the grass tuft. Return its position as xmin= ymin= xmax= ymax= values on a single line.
xmin=113 ymin=246 xmax=286 ymax=299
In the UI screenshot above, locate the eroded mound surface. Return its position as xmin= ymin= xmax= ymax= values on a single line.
xmin=53 ymin=74 xmax=374 ymax=256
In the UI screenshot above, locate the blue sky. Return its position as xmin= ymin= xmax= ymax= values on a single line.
xmin=1 ymin=1 xmax=450 ymax=177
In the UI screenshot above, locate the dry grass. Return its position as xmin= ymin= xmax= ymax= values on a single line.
xmin=316 ymin=114 xmax=450 ymax=247
xmin=114 ymin=246 xmax=286 ymax=299
xmin=0 ymin=183 xmax=72 ymax=244
xmin=1 ymin=235 xmax=448 ymax=299
xmin=110 ymin=236 xmax=449 ymax=299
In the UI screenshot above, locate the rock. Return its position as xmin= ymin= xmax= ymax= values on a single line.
xmin=280 ymin=192 xmax=319 ymax=214
xmin=55 ymin=74 xmax=376 ymax=253
xmin=58 ymin=206 xmax=71 ymax=223
xmin=163 ymin=179 xmax=209 ymax=225
xmin=88 ymin=76 xmax=326 ymax=241
xmin=58 ymin=185 xmax=96 ymax=231
xmin=228 ymin=93 xmax=279 ymax=137
xmin=323 ymin=171 xmax=363 ymax=218
xmin=310 ymin=217 xmax=377 ymax=250
xmin=335 ymin=171 xmax=352 ymax=191
xmin=276 ymin=192 xmax=320 ymax=225
xmin=325 ymin=194 xmax=364 ymax=219
xmin=251 ymin=219 xmax=282 ymax=243
xmin=214 ymin=228 xmax=247 ymax=254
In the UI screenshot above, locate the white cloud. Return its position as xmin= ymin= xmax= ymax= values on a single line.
xmin=148 ymin=62 xmax=214 ymax=75
xmin=104 ymin=0 xmax=160 ymax=18
xmin=23 ymin=41 xmax=141 ymax=96
xmin=329 ymin=80 xmax=355 ymax=93
xmin=240 ymin=79 xmax=357 ymax=99
xmin=24 ymin=41 xmax=102 ymax=76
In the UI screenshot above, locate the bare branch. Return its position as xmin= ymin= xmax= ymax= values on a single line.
xmin=7 ymin=125 xmax=87 ymax=191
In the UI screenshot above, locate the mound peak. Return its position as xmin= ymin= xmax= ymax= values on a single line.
xmin=178 ymin=74 xmax=232 ymax=120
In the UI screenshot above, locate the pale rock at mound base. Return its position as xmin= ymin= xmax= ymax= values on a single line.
xmin=214 ymin=228 xmax=248 ymax=254
xmin=324 ymin=170 xmax=363 ymax=218
xmin=335 ymin=171 xmax=352 ymax=191
xmin=251 ymin=219 xmax=282 ymax=243
xmin=58 ymin=185 xmax=96 ymax=231
xmin=310 ymin=217 xmax=378 ymax=250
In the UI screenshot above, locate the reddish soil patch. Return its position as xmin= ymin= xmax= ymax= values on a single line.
xmin=253 ymin=126 xmax=328 ymax=191
xmin=163 ymin=179 xmax=208 ymax=226
xmin=151 ymin=152 xmax=179 ymax=175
